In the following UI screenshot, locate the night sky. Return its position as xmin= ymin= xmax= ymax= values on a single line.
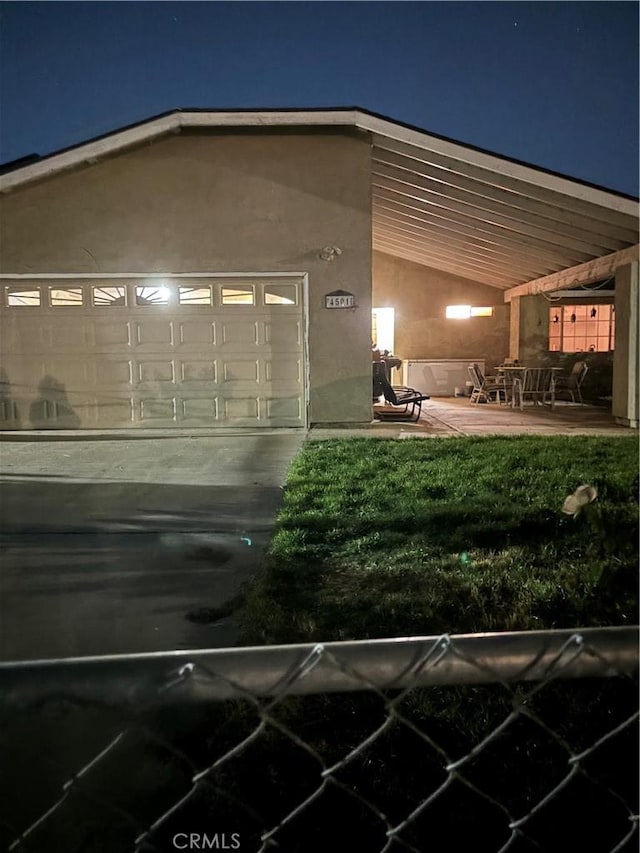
xmin=0 ymin=1 xmax=638 ymax=195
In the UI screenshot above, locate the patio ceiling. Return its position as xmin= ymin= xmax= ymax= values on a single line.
xmin=369 ymin=132 xmax=639 ymax=291
xmin=1 ymin=107 xmax=637 ymax=291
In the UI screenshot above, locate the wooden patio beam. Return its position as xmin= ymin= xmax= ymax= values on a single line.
xmin=503 ymin=245 xmax=640 ymax=302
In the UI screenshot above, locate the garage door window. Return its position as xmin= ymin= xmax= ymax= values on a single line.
xmin=265 ymin=284 xmax=297 ymax=305
xmin=50 ymin=288 xmax=83 ymax=307
xmin=179 ymin=286 xmax=213 ymax=306
xmin=136 ymin=285 xmax=170 ymax=306
xmin=92 ymin=286 xmax=126 ymax=307
xmin=6 ymin=287 xmax=41 ymax=306
xmin=222 ymin=285 xmax=254 ymax=305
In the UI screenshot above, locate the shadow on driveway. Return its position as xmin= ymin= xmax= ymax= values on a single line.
xmin=0 ymin=477 xmax=285 ymax=661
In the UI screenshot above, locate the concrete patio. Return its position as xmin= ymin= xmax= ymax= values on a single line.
xmin=309 ymin=398 xmax=637 ymax=439
xmin=420 ymin=397 xmax=635 ymax=436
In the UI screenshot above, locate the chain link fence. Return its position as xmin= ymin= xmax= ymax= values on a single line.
xmin=1 ymin=626 xmax=638 ymax=853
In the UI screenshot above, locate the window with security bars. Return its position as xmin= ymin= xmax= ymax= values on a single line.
xmin=548 ymin=304 xmax=615 ymax=353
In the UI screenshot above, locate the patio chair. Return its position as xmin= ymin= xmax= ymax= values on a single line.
xmin=372 ymin=361 xmax=429 ymax=421
xmin=468 ymin=363 xmax=506 ymax=405
xmin=512 ymin=367 xmax=555 ymax=410
xmin=554 ymin=361 xmax=588 ymax=404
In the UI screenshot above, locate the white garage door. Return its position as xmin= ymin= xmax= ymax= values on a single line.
xmin=0 ymin=277 xmax=306 ymax=429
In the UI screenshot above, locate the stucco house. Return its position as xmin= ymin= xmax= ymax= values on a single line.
xmin=0 ymin=108 xmax=638 ymax=430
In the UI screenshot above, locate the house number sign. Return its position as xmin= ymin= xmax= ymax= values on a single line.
xmin=325 ymin=290 xmax=355 ymax=309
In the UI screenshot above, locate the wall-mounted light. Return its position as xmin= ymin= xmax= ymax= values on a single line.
xmin=570 ymin=313 xmax=576 ymax=323
xmin=590 ymin=307 xmax=597 ymax=318
xmin=445 ymin=305 xmax=494 ymax=319
xmin=446 ymin=305 xmax=471 ymax=319
xmin=319 ymin=246 xmax=342 ymax=262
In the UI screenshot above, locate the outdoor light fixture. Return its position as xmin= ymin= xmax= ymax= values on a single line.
xmin=570 ymin=313 xmax=576 ymax=323
xmin=445 ymin=305 xmax=493 ymax=319
xmin=319 ymin=246 xmax=342 ymax=261
xmin=590 ymin=307 xmax=597 ymax=318
xmin=445 ymin=305 xmax=471 ymax=320
xmin=446 ymin=305 xmax=472 ymax=319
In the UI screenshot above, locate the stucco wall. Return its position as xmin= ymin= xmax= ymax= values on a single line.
xmin=0 ymin=130 xmax=373 ymax=424
xmin=372 ymin=252 xmax=509 ymax=370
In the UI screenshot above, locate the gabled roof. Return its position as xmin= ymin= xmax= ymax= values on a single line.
xmin=1 ymin=107 xmax=638 ymax=290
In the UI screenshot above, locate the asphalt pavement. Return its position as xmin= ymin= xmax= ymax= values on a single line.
xmin=0 ymin=431 xmax=305 ymax=661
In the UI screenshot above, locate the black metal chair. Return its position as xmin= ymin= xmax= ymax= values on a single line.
xmin=372 ymin=361 xmax=429 ymax=421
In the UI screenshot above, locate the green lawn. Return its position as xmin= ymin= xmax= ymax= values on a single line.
xmin=241 ymin=435 xmax=638 ymax=644
xmin=216 ymin=436 xmax=639 ymax=850
xmin=231 ymin=436 xmax=638 ymax=849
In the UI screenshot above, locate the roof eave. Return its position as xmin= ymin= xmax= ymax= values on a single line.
xmin=0 ymin=109 xmax=361 ymax=193
xmin=1 ymin=108 xmax=637 ymax=217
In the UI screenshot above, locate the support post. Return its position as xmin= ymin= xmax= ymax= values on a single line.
xmin=612 ymin=262 xmax=639 ymax=428
xmin=509 ymin=296 xmax=520 ymax=360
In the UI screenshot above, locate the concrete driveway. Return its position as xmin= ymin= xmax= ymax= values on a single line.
xmin=0 ymin=430 xmax=305 ymax=661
